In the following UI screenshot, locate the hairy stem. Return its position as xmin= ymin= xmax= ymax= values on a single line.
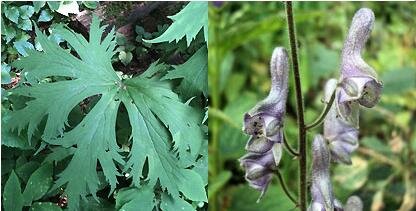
xmin=283 ymin=131 xmax=299 ymax=156
xmin=277 ymin=169 xmax=299 ymax=206
xmin=305 ymin=90 xmax=336 ymax=130
xmin=285 ymin=2 xmax=307 ymax=211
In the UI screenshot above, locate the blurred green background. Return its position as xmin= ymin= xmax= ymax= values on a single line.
xmin=208 ymin=2 xmax=416 ymax=211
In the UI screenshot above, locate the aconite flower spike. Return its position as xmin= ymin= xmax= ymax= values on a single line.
xmin=240 ymin=47 xmax=289 ymax=200
xmin=324 ymin=79 xmax=359 ymax=165
xmin=338 ymin=8 xmax=382 ymax=127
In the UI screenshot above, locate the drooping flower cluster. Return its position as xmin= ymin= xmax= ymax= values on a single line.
xmin=239 ymin=47 xmax=289 ymax=199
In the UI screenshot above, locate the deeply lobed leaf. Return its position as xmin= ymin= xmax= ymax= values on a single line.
xmin=145 ymin=2 xmax=208 ymax=46
xmin=8 ymin=15 xmax=206 ymax=210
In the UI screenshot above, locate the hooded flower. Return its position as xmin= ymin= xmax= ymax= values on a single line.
xmin=337 ymin=8 xmax=382 ymax=127
xmin=240 ymin=47 xmax=289 ymax=199
xmin=323 ymin=79 xmax=359 ymax=165
xmin=309 ymin=135 xmax=343 ymax=211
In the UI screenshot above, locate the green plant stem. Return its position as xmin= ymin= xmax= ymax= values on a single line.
xmin=276 ymin=169 xmax=299 ymax=206
xmin=285 ymin=2 xmax=307 ymax=211
xmin=283 ymin=131 xmax=299 ymax=156
xmin=305 ymin=90 xmax=335 ymax=130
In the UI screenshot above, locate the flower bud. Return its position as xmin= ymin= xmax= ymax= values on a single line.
xmin=345 ymin=195 xmax=363 ymax=211
xmin=310 ymin=135 xmax=335 ymax=211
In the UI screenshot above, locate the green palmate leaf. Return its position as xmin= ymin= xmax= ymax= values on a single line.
xmin=4 ymin=6 xmax=20 ymax=24
xmin=17 ymin=18 xmax=33 ymax=31
xmin=43 ymin=146 xmax=76 ymax=164
xmin=120 ymin=82 xmax=206 ymax=200
xmin=1 ymin=129 xmax=32 ymax=149
xmin=1 ymin=23 xmax=17 ymax=43
xmin=30 ymin=202 xmax=62 ymax=211
xmin=19 ymin=5 xmax=35 ymax=19
xmin=160 ymin=193 xmax=194 ymax=211
xmin=82 ymin=1 xmax=98 ymax=9
xmin=38 ymin=9 xmax=53 ymax=22
xmin=1 ymin=109 xmax=33 ymax=149
xmin=15 ymin=161 xmax=40 ymax=182
xmin=1 ymin=63 xmax=12 ymax=84
xmin=47 ymin=1 xmax=60 ymax=11
xmin=162 ymin=46 xmax=208 ymax=98
xmin=145 ymin=2 xmax=208 ymax=46
xmin=193 ymin=154 xmax=208 ymax=185
xmin=13 ymin=40 xmax=35 ymax=56
xmin=3 ymin=170 xmax=24 ymax=211
xmin=8 ymin=15 xmax=206 ymax=209
xmin=177 ymin=169 xmax=207 ymax=201
xmin=115 ymin=186 xmax=154 ymax=210
xmin=33 ymin=1 xmax=46 ymax=13
xmin=22 ymin=163 xmax=53 ymax=205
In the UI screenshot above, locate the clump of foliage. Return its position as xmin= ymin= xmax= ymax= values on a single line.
xmin=2 ymin=2 xmax=208 ymax=211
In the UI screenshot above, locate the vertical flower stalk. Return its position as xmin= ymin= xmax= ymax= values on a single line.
xmin=240 ymin=47 xmax=289 ymax=200
xmin=285 ymin=2 xmax=307 ymax=210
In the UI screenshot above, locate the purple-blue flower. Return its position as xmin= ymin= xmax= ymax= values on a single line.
xmin=323 ymin=79 xmax=359 ymax=165
xmin=336 ymin=8 xmax=382 ymax=127
xmin=240 ymin=47 xmax=289 ymax=199
xmin=309 ymin=135 xmax=343 ymax=211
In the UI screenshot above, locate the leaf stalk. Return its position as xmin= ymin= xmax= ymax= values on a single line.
xmin=276 ymin=169 xmax=299 ymax=206
xmin=283 ymin=131 xmax=299 ymax=156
